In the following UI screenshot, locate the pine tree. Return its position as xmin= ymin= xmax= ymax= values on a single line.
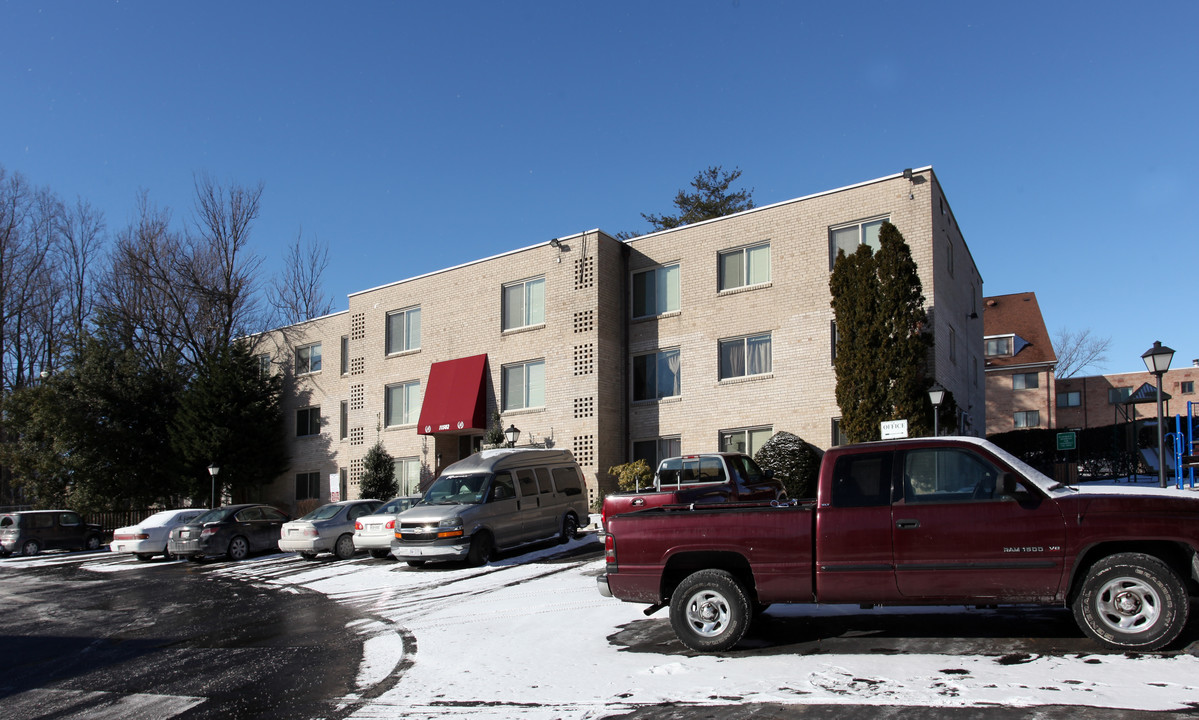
xmin=619 ymin=166 xmax=755 ymax=238
xmin=875 ymin=222 xmax=933 ymax=436
xmin=359 ymin=441 xmax=397 ymax=501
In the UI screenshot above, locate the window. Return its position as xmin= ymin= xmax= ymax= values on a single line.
xmin=632 ymin=349 xmax=680 ymax=401
xmin=394 ymin=457 xmax=421 ymax=495
xmin=830 ymin=320 xmax=838 ymax=363
xmin=502 ymin=360 xmax=545 ymax=411
xmin=984 ymin=337 xmax=1011 ymax=357
xmin=296 ymin=407 xmax=320 ymax=436
xmin=1014 ymin=410 xmax=1040 ymax=428
xmin=949 ymin=326 xmax=957 ymax=364
xmin=551 ymin=467 xmax=584 ymax=496
xmin=831 ymin=418 xmax=849 ymax=447
xmin=295 ymin=472 xmax=321 ymax=501
xmin=502 ymin=277 xmax=545 ymax=330
xmin=386 ymin=307 xmax=421 ymax=354
xmin=829 ymin=217 xmax=886 ymax=269
xmin=903 ymin=448 xmax=1000 ymax=502
xmin=719 ymin=333 xmax=772 ymax=380
xmin=257 ymin=353 xmax=271 ymax=379
xmin=720 ymin=427 xmax=773 ymax=456
xmin=1109 ymin=387 xmax=1132 ymax=404
xmin=340 ymin=336 xmax=349 ymax=374
xmin=385 ymin=381 xmax=421 ymax=427
xmin=946 ymin=239 xmax=954 ymax=278
xmin=632 ymin=264 xmax=679 ymax=318
xmin=1181 ymin=381 xmax=1195 ymax=395
xmin=718 ymin=242 xmax=770 ymax=291
xmin=1013 ymin=373 xmax=1039 ymax=390
xmin=339 ymin=400 xmax=348 ymax=440
xmin=296 ymin=343 xmax=322 ymax=374
xmin=830 ymin=451 xmax=892 ymax=508
xmin=1057 ymin=391 xmax=1081 ymax=407
xmin=633 ymin=437 xmax=681 ymax=469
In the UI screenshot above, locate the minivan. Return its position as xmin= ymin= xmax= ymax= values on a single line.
xmin=391 ymin=448 xmax=588 ymax=566
xmin=0 ymin=510 xmax=104 ymax=557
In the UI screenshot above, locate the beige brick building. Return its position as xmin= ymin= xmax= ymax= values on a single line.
xmin=982 ymin=292 xmax=1058 ymax=435
xmin=254 ymin=167 xmax=985 ymax=514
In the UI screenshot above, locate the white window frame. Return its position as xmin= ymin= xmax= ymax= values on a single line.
xmin=296 ymin=343 xmax=322 ymax=375
xmin=1013 ymin=410 xmax=1040 ymax=428
xmin=394 ymin=457 xmax=421 ymax=495
xmin=384 ymin=380 xmax=421 ymax=427
xmin=632 ymin=349 xmax=681 ymax=402
xmin=1057 ymin=390 xmax=1081 ymax=407
xmin=985 ymin=336 xmax=1012 ymax=357
xmin=386 ymin=306 xmax=421 ymax=354
xmin=632 ymin=436 xmax=681 ymax=470
xmin=719 ymin=426 xmax=773 ymax=456
xmin=502 ymin=359 xmax=545 ymax=411
xmin=718 ymin=242 xmax=770 ymax=291
xmin=502 ymin=277 xmax=545 ymax=331
xmin=829 ymin=216 xmax=888 ymax=269
xmin=296 ymin=406 xmax=321 ymax=437
xmin=631 ymin=263 xmax=680 ymax=319
xmin=1013 ymin=372 xmax=1039 ymax=390
xmin=719 ymin=332 xmax=772 ymax=380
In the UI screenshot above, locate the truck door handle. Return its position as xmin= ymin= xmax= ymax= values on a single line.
xmin=895 ymin=519 xmax=920 ymax=529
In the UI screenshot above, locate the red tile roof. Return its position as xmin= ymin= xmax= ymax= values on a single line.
xmin=982 ymin=292 xmax=1057 ymax=369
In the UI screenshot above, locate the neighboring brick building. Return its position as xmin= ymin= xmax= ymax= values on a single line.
xmin=254 ymin=167 xmax=985 ymax=514
xmin=983 ymin=292 xmax=1058 ymax=435
xmin=1055 ymin=363 xmax=1199 ymax=430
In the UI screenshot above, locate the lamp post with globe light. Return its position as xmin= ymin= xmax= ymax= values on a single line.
xmin=1141 ymin=341 xmax=1175 ymax=488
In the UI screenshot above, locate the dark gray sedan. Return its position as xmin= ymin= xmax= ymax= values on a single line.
xmin=168 ymin=504 xmax=290 ymax=562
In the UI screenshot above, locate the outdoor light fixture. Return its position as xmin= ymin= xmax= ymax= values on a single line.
xmin=1141 ymin=341 xmax=1175 ymax=488
xmin=208 ymin=463 xmax=221 ymax=509
xmin=504 ymin=424 xmax=520 ymax=448
xmin=549 ymin=238 xmax=561 ymax=249
xmin=928 ymin=383 xmax=946 ymax=437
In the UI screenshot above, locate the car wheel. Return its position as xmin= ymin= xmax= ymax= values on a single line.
xmin=135 ymin=553 xmax=155 ymax=562
xmin=227 ymin=535 xmax=250 ymax=562
xmin=369 ymin=549 xmax=391 ymax=559
xmin=559 ymin=514 xmax=579 ymax=545
xmin=406 ymin=560 xmax=426 ymax=567
xmin=1072 ymin=552 xmax=1188 ymax=651
xmin=669 ymin=569 xmax=751 ymax=652
xmin=162 ymin=545 xmax=172 ymax=560
xmin=85 ymin=535 xmax=102 ymax=551
xmin=466 ymin=532 xmax=493 ymax=566
xmin=300 ymin=552 xmax=319 ymax=561
xmin=334 ymin=534 xmax=356 ymax=560
xmin=21 ymin=539 xmax=41 ymax=557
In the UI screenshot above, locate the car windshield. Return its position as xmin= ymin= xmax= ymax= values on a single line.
xmin=422 ymin=474 xmax=489 ymax=505
xmin=300 ymin=504 xmax=343 ymax=521
xmin=379 ymin=497 xmax=418 ymax=514
xmin=192 ymin=508 xmax=235 ymax=524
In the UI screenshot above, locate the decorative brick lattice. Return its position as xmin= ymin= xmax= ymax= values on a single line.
xmin=572 ymin=434 xmax=595 ymax=467
xmin=349 ymin=458 xmax=364 ymax=485
xmin=350 ymin=313 xmax=366 ymax=341
xmin=350 ymin=357 xmax=365 ymax=375
xmin=573 ymin=396 xmax=594 ymax=419
xmin=574 ymin=256 xmax=595 ymax=290
xmin=573 ymin=309 xmax=594 ymax=334
xmin=350 ymin=384 xmax=365 ymax=410
xmin=349 ymin=427 xmax=365 ymax=446
xmin=573 ymin=343 xmax=595 ymax=376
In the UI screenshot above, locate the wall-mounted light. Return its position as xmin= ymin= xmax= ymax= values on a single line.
xmin=902 ymin=168 xmax=913 ymax=180
xmin=549 ymin=238 xmax=561 ymax=249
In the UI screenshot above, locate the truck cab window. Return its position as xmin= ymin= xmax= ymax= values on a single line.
xmin=830 ymin=453 xmax=892 ymax=507
xmin=903 ymin=448 xmax=999 ymax=503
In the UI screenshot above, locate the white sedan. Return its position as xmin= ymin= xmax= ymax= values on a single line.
xmin=111 ymin=509 xmax=206 ymax=561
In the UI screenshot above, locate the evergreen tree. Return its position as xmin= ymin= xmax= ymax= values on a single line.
xmin=359 ymin=441 xmax=397 ymax=501
xmin=875 ymin=222 xmax=933 ymax=436
xmin=619 ymin=166 xmax=754 ymax=238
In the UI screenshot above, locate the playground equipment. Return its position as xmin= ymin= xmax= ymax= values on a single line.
xmin=1167 ymin=401 xmax=1197 ymax=489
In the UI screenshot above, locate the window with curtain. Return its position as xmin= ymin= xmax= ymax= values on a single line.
xmin=1014 ymin=410 xmax=1040 ymax=428
xmin=393 ymin=457 xmax=421 ymax=495
xmin=385 ymin=380 xmax=421 ymax=426
xmin=632 ymin=263 xmax=680 ymax=318
xmin=829 ymin=217 xmax=887 ymax=269
xmin=1013 ymin=372 xmax=1039 ymax=390
xmin=386 ymin=306 xmax=421 ymax=354
xmin=296 ymin=343 xmax=322 ymax=374
xmin=502 ymin=359 xmax=545 ymax=410
xmin=502 ymin=277 xmax=545 ymax=330
xmin=719 ymin=333 xmax=772 ymax=380
xmin=632 ymin=349 xmax=681 ymax=401
xmin=633 ymin=437 xmax=682 ymax=469
xmin=718 ymin=242 xmax=770 ymax=291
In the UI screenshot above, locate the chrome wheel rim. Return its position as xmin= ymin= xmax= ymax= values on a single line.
xmin=1095 ymin=575 xmax=1161 ymax=633
xmin=684 ymin=589 xmax=732 ymax=638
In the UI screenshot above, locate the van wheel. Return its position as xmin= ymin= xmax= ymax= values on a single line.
xmin=1072 ymin=552 xmax=1188 ymax=651
xmin=559 ymin=514 xmax=579 ymax=544
xmin=670 ymin=569 xmax=751 ymax=652
xmin=334 ymin=534 xmax=356 ymax=560
xmin=85 ymin=535 xmax=102 ymax=551
xmin=467 ymin=532 xmax=493 ymax=566
xmin=21 ymin=539 xmax=41 ymax=556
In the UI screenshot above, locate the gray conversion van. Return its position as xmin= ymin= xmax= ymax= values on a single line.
xmin=391 ymin=448 xmax=588 ymax=566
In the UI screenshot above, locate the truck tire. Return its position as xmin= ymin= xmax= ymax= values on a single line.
xmin=1072 ymin=552 xmax=1188 ymax=651
xmin=669 ymin=569 xmax=751 ymax=652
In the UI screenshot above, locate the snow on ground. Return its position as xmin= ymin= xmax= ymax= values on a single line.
xmin=201 ymin=534 xmax=1199 ymax=720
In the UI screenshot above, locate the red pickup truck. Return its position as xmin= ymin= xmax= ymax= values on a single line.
xmin=598 ymin=436 xmax=1199 ymax=653
xmin=600 ymin=452 xmax=787 ymax=530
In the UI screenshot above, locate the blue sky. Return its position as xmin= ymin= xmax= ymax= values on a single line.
xmin=3 ymin=1 xmax=1196 ymax=375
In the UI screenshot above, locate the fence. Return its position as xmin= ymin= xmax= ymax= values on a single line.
xmin=85 ymin=507 xmax=206 ymax=536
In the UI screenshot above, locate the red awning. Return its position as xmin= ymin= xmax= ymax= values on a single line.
xmin=417 ymin=354 xmax=488 ymax=435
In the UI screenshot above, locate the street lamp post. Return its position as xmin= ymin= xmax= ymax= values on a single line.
xmin=928 ymin=383 xmax=946 ymax=437
xmin=504 ymin=424 xmax=520 ymax=448
xmin=208 ymin=463 xmax=221 ymax=509
xmin=1141 ymin=341 xmax=1175 ymax=488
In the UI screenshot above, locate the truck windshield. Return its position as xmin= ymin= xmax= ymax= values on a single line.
xmin=423 ymin=474 xmax=490 ymax=505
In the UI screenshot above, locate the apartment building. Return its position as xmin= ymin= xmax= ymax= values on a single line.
xmin=982 ymin=292 xmax=1058 ymax=435
xmin=1055 ymin=362 xmax=1199 ymax=430
xmin=254 ymin=167 xmax=985 ymax=514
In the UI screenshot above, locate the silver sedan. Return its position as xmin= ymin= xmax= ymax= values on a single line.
xmin=278 ymin=499 xmax=381 ymax=560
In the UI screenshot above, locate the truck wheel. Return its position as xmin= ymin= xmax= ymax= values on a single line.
xmin=467 ymin=532 xmax=493 ymax=566
xmin=1072 ymin=552 xmax=1188 ymax=651
xmin=670 ymin=569 xmax=751 ymax=652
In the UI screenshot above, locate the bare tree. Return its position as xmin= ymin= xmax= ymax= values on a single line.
xmin=57 ymin=197 xmax=106 ymax=350
xmin=268 ymin=229 xmax=335 ymax=327
xmin=1053 ymin=327 xmax=1111 ymax=378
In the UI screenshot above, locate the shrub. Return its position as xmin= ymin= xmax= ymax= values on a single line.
xmin=754 ymin=431 xmax=822 ymax=499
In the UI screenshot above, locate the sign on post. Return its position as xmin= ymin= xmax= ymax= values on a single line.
xmin=1056 ymin=432 xmax=1077 ymax=452
xmin=881 ymin=419 xmax=909 ymax=440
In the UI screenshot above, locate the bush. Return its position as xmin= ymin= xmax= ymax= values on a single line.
xmin=608 ymin=459 xmax=653 ymax=492
xmin=754 ymin=431 xmax=822 ymax=499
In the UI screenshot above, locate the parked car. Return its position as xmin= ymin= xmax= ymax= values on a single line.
xmin=392 ymin=448 xmax=588 ymax=567
xmin=0 ymin=510 xmax=104 ymax=557
xmin=279 ymin=499 xmax=382 ymax=560
xmin=168 ymin=504 xmax=290 ymax=562
xmin=111 ymin=509 xmax=206 ymax=561
xmin=353 ymin=495 xmax=423 ymax=559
